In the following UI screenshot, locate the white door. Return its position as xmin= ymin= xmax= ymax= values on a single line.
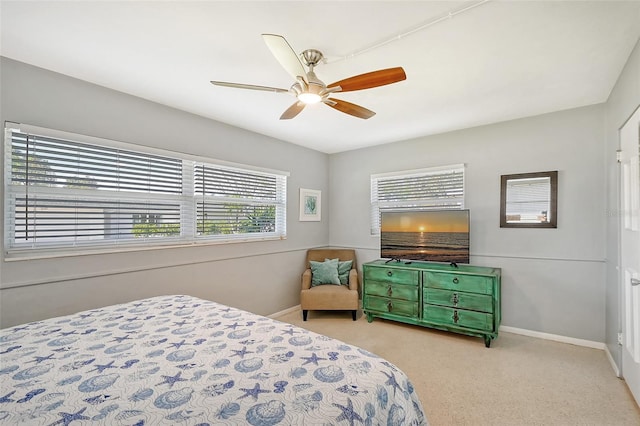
xmin=620 ymin=106 xmax=640 ymax=406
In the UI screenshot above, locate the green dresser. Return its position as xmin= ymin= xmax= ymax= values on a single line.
xmin=363 ymin=260 xmax=501 ymax=347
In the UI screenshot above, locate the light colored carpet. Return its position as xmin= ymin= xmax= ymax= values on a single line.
xmin=274 ymin=309 xmax=640 ymax=426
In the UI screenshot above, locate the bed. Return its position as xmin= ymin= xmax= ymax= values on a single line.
xmin=0 ymin=294 xmax=426 ymax=425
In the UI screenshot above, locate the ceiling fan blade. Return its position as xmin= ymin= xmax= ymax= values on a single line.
xmin=325 ymin=98 xmax=376 ymax=119
xmin=210 ymin=81 xmax=289 ymax=93
xmin=262 ymin=34 xmax=307 ymax=82
xmin=328 ymin=67 xmax=406 ymax=92
xmin=280 ymin=101 xmax=306 ymax=120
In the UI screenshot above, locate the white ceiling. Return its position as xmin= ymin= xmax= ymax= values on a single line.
xmin=1 ymin=1 xmax=639 ymax=154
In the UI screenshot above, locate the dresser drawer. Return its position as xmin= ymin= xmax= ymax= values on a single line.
xmin=365 ymin=281 xmax=419 ymax=302
xmin=365 ymin=296 xmax=419 ymax=318
xmin=424 ymin=288 xmax=493 ymax=313
xmin=365 ymin=266 xmax=419 ymax=286
xmin=423 ymin=304 xmax=493 ymax=331
xmin=424 ymin=271 xmax=492 ymax=295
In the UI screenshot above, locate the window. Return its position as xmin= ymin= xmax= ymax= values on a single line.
xmin=500 ymin=171 xmax=557 ymax=228
xmin=194 ymin=163 xmax=286 ymax=240
xmin=370 ymin=164 xmax=465 ymax=235
xmin=4 ymin=124 xmax=288 ymax=257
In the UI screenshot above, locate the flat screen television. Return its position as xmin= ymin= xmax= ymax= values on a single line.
xmin=380 ymin=209 xmax=470 ymax=264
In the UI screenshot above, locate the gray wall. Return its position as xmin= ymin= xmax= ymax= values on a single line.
xmin=604 ymin=39 xmax=640 ymax=370
xmin=0 ymin=57 xmax=330 ymax=327
xmin=329 ymin=104 xmax=607 ymax=342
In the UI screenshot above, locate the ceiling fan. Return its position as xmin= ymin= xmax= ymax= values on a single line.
xmin=211 ymin=34 xmax=407 ymax=120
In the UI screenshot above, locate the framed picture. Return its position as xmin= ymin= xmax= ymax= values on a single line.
xmin=299 ymin=188 xmax=321 ymax=221
xmin=500 ymin=171 xmax=558 ymax=228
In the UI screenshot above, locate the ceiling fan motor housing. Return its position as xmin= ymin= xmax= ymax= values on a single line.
xmin=301 ymin=49 xmax=324 ymax=67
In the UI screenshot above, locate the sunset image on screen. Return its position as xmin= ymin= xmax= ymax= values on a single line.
xmin=380 ymin=210 xmax=470 ymax=263
xmin=381 ymin=210 xmax=469 ymax=233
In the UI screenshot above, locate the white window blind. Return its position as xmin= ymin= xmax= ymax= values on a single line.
xmin=370 ymin=164 xmax=465 ymax=235
xmin=4 ymin=124 xmax=288 ymax=256
xmin=194 ymin=163 xmax=286 ymax=240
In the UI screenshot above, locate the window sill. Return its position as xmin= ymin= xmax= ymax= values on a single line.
xmin=4 ymin=235 xmax=287 ymax=262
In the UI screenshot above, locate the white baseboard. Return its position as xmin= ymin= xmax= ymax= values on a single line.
xmin=604 ymin=344 xmax=621 ymax=377
xmin=500 ymin=326 xmax=623 ymax=377
xmin=499 ymin=325 xmax=605 ymax=350
xmin=268 ymin=304 xmax=300 ymax=319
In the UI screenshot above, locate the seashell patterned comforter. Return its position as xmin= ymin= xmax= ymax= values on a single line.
xmin=0 ymin=294 xmax=426 ymax=425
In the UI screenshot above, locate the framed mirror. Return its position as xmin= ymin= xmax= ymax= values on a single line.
xmin=500 ymin=171 xmax=557 ymax=228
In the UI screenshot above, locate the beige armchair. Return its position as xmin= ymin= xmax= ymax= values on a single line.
xmin=301 ymin=248 xmax=359 ymax=321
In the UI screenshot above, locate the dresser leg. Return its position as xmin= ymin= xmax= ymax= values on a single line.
xmin=303 ymin=310 xmax=308 ymax=321
xmin=484 ymin=336 xmax=492 ymax=348
xmin=352 ymin=310 xmax=357 ymax=321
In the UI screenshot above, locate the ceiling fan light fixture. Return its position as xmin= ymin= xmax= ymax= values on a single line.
xmin=297 ymin=80 xmax=324 ymax=104
xmin=298 ymin=92 xmax=322 ymax=104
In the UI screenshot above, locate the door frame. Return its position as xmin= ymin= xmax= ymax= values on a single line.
xmin=618 ymin=103 xmax=640 ymax=400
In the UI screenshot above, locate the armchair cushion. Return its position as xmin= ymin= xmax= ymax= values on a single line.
xmin=327 ymin=258 xmax=353 ymax=285
xmin=310 ymin=259 xmax=341 ymax=286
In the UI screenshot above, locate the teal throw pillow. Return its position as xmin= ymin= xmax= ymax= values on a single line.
xmin=326 ymin=258 xmax=353 ymax=285
xmin=310 ymin=259 xmax=340 ymax=286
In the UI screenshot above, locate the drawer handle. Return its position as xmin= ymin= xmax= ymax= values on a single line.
xmin=387 ymin=271 xmax=393 ymax=277
xmin=453 ymin=310 xmax=459 ymax=323
xmin=387 ymin=302 xmax=393 ymax=312
xmin=452 ymin=293 xmax=459 ymax=305
xmin=387 ymin=286 xmax=393 ymax=296
xmin=452 ymin=277 xmax=459 ymax=284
